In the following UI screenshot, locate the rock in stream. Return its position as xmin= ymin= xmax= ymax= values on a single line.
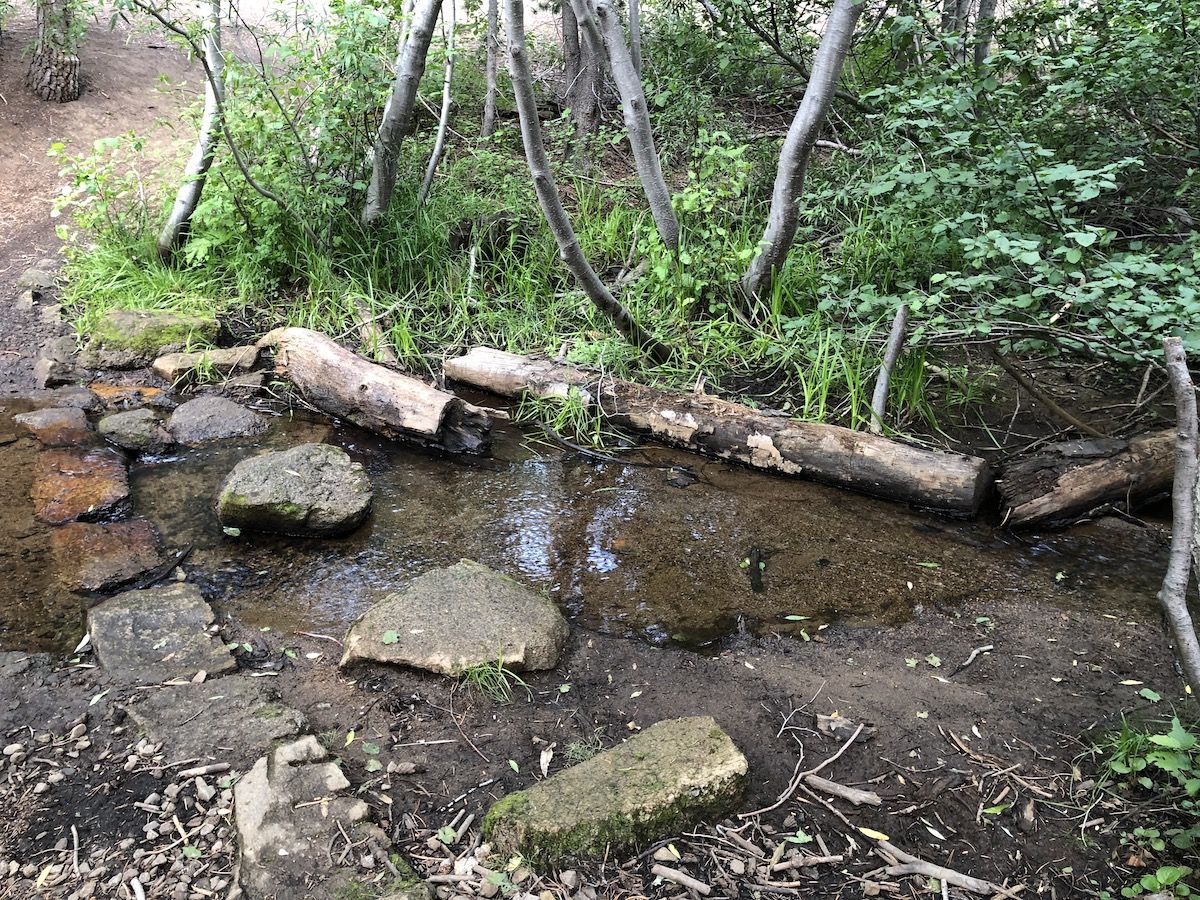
xmin=168 ymin=396 xmax=268 ymax=445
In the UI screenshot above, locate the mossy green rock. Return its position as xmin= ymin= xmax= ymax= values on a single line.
xmin=91 ymin=309 xmax=219 ymax=357
xmin=482 ymin=716 xmax=747 ymax=864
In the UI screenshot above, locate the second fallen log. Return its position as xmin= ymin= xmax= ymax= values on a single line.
xmin=258 ymin=327 xmax=493 ymax=453
xmin=444 ymin=347 xmax=992 ymax=514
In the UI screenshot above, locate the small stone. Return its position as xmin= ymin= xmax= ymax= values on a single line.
xmin=3 ymin=743 xmax=23 ymax=756
xmin=152 ymin=347 xmax=260 ymax=384
xmin=168 ymin=397 xmax=267 ymax=445
xmin=195 ymin=778 xmax=216 ymax=803
xmin=69 ymin=723 xmax=87 ymax=740
xmin=98 ymin=408 xmax=173 ymax=452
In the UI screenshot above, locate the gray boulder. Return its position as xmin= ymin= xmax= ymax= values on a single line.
xmin=217 ymin=443 xmax=372 ymax=536
xmin=98 ymin=408 xmax=173 ymax=452
xmin=483 ymin=716 xmax=747 ymax=864
xmin=13 ymin=406 xmax=92 ymax=446
xmin=340 ymin=560 xmax=569 ymax=675
xmin=86 ymin=583 xmax=237 ymax=684
xmin=168 ymin=396 xmax=268 ymax=444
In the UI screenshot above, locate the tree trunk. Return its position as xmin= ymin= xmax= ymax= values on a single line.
xmin=157 ymin=0 xmax=223 ymax=260
xmin=1159 ymin=336 xmax=1200 ymax=696
xmin=999 ymin=431 xmax=1176 ymax=527
xmin=257 ymin=327 xmax=493 ymax=453
xmin=562 ymin=3 xmax=602 ymax=141
xmin=505 ymin=0 xmax=669 ymax=362
xmin=362 ymin=0 xmax=443 ymax=227
xmin=573 ymin=0 xmax=678 ymax=249
xmin=740 ymin=0 xmax=862 ymax=304
xmin=628 ymin=0 xmax=642 ymax=76
xmin=482 ymin=0 xmax=499 ymax=137
xmin=446 ymin=347 xmax=993 ymax=514
xmin=418 ymin=0 xmax=455 ymax=207
xmin=868 ymin=303 xmax=908 ymax=435
xmin=27 ymin=0 xmax=81 ymax=102
xmin=973 ymin=0 xmax=997 ymax=65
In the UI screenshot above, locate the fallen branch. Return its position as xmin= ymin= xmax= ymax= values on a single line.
xmin=869 ymin=303 xmax=908 ymax=435
xmin=991 ymin=349 xmax=1106 ymax=439
xmin=651 ymin=864 xmax=712 ymax=895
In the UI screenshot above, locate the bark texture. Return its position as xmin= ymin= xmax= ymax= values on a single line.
xmin=28 ymin=0 xmax=80 ymax=102
xmin=258 ymin=327 xmax=493 ymax=453
xmin=868 ymin=303 xmax=908 ymax=435
xmin=574 ymin=0 xmax=679 ymax=249
xmin=157 ymin=0 xmax=224 ymax=260
xmin=482 ymin=0 xmax=500 ymax=136
xmin=1159 ymin=336 xmax=1200 ymax=695
xmin=562 ymin=1 xmax=601 ymax=140
xmin=999 ymin=430 xmax=1175 ymax=527
xmin=362 ymin=0 xmax=443 ymax=226
xmin=446 ymin=347 xmax=993 ymax=514
xmin=741 ymin=0 xmax=862 ymax=303
xmin=505 ymin=0 xmax=669 ymax=362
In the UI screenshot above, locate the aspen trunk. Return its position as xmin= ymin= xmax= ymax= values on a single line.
xmin=563 ymin=3 xmax=602 ymax=140
xmin=158 ymin=0 xmax=223 ymax=260
xmin=868 ymin=303 xmax=908 ymax=435
xmin=362 ymin=0 xmax=442 ymax=226
xmin=482 ymin=0 xmax=500 ymax=137
xmin=573 ymin=0 xmax=679 ymax=250
xmin=628 ymin=0 xmax=642 ymax=76
xmin=446 ymin=347 xmax=993 ymax=514
xmin=740 ymin=0 xmax=862 ymax=304
xmin=418 ymin=0 xmax=455 ymax=207
xmin=258 ymin=327 xmax=493 ymax=453
xmin=505 ymin=0 xmax=669 ymax=362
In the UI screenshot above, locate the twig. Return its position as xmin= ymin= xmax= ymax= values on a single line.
xmin=951 ymin=644 xmax=994 ymax=677
xmin=651 ymin=864 xmax=712 ymax=895
xmin=739 ymin=722 xmax=866 ymax=818
xmin=990 ymin=349 xmax=1107 ymax=439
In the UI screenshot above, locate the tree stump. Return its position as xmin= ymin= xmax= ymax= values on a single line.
xmin=27 ymin=0 xmax=81 ymax=103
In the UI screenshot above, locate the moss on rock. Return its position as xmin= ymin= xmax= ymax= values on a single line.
xmin=91 ymin=309 xmax=219 ymax=356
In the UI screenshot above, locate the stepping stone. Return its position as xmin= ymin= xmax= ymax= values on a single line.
xmin=13 ymin=406 xmax=92 ymax=446
xmin=122 ymin=678 xmax=304 ymax=768
xmin=98 ymin=408 xmax=173 ymax=452
xmin=168 ymin=396 xmax=268 ymax=444
xmin=86 ymin=583 xmax=236 ymax=684
xmin=17 ymin=385 xmax=100 ymax=411
xmin=234 ymin=735 xmax=389 ymax=898
xmin=90 ymin=309 xmax=219 ymax=360
xmin=340 ymin=560 xmax=568 ymax=675
xmin=483 ymin=717 xmax=747 ymax=864
xmin=52 ymin=520 xmax=164 ymax=592
xmin=31 ymin=447 xmax=129 ymax=524
xmin=152 ymin=346 xmax=260 ymax=383
xmin=217 ymin=443 xmax=372 ymax=536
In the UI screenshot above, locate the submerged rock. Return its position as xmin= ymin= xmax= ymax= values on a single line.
xmin=340 ymin=559 xmax=569 ymax=675
xmin=168 ymin=396 xmax=268 ymax=444
xmin=122 ymin=678 xmax=304 ymax=768
xmin=52 ymin=520 xmax=164 ymax=592
xmin=217 ymin=443 xmax=372 ymax=536
xmin=13 ymin=406 xmax=92 ymax=446
xmin=16 ymin=385 xmax=99 ymax=412
xmin=86 ymin=583 xmax=237 ymax=684
xmin=98 ymin=407 xmax=173 ymax=452
xmin=30 ymin=447 xmax=129 ymax=524
xmin=483 ymin=716 xmax=747 ymax=863
xmin=152 ymin=346 xmax=260 ymax=383
xmin=89 ymin=309 xmax=219 ymax=360
xmin=234 ymin=735 xmax=389 ymax=898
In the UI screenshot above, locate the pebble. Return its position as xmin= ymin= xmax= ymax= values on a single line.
xmin=3 ymin=743 xmax=24 ymax=756
xmin=69 ymin=723 xmax=88 ymax=741
xmin=194 ymin=778 xmax=215 ymax=802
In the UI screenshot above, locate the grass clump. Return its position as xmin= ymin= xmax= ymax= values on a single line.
xmin=460 ymin=654 xmax=530 ymax=704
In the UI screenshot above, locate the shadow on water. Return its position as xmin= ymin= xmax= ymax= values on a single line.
xmin=0 ymin=398 xmax=1171 ymax=654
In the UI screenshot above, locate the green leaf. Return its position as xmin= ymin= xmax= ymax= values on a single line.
xmin=508 ymin=759 xmax=520 ymax=773
xmin=182 ymin=846 xmax=202 ymax=859
xmin=381 ymin=630 xmax=399 ymax=645
xmin=1138 ymin=688 xmax=1162 ymax=703
xmin=361 ymin=741 xmax=381 ymax=755
xmin=365 ymin=758 xmax=382 ymax=773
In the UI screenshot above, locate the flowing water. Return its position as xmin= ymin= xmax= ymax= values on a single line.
xmin=0 ymin=396 xmax=1170 ymax=654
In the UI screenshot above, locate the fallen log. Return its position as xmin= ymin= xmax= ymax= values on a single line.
xmin=999 ymin=430 xmax=1174 ymax=527
xmin=444 ymin=347 xmax=992 ymax=514
xmin=258 ymin=328 xmax=493 ymax=454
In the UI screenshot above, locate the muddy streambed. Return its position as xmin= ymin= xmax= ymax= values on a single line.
xmin=0 ymin=396 xmax=1170 ymax=655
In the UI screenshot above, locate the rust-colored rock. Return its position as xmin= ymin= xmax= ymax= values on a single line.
xmin=87 ymin=382 xmax=164 ymax=407
xmin=30 ymin=448 xmax=130 ymax=524
xmin=52 ymin=520 xmax=164 ymax=592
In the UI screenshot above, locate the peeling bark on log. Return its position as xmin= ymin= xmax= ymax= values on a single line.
xmin=999 ymin=430 xmax=1175 ymax=527
xmin=259 ymin=328 xmax=493 ymax=453
xmin=445 ymin=347 xmax=992 ymax=514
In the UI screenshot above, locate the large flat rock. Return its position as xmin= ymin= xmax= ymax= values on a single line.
xmin=30 ymin=447 xmax=129 ymax=524
xmin=87 ymin=583 xmax=237 ymax=684
xmin=483 ymin=716 xmax=747 ymax=864
xmin=52 ymin=520 xmax=164 ymax=592
xmin=217 ymin=443 xmax=372 ymax=536
xmin=340 ymin=560 xmax=569 ymax=675
xmin=234 ymin=736 xmax=389 ymax=898
xmin=168 ymin=396 xmax=268 ymax=444
xmin=122 ymin=678 xmax=305 ymax=768
xmin=90 ymin=309 xmax=219 ymax=359
xmin=13 ymin=406 xmax=92 ymax=446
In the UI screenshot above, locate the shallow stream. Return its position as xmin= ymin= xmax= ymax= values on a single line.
xmin=0 ymin=397 xmax=1170 ymax=654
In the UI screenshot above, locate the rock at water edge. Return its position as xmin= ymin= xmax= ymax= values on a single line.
xmin=217 ymin=443 xmax=372 ymax=536
xmin=89 ymin=309 xmax=219 ymax=359
xmin=340 ymin=560 xmax=568 ymax=675
xmin=30 ymin=447 xmax=129 ymax=524
xmin=52 ymin=520 xmax=164 ymax=592
xmin=98 ymin=408 xmax=173 ymax=452
xmin=168 ymin=396 xmax=268 ymax=445
xmin=483 ymin=716 xmax=747 ymax=863
xmin=152 ymin=346 xmax=260 ymax=383
xmin=86 ymin=583 xmax=236 ymax=684
xmin=13 ymin=406 xmax=92 ymax=446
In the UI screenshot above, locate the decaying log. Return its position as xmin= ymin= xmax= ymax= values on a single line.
xmin=259 ymin=328 xmax=493 ymax=453
xmin=999 ymin=430 xmax=1174 ymax=527
xmin=445 ymin=347 xmax=992 ymax=514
